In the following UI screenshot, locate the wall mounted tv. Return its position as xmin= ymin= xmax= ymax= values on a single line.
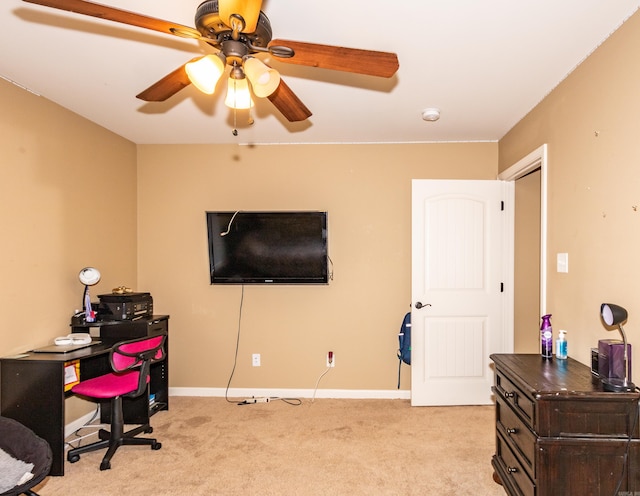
xmin=206 ymin=211 xmax=329 ymax=284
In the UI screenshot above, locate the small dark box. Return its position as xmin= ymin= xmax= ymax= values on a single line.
xmin=598 ymin=339 xmax=632 ymax=380
xmin=591 ymin=348 xmax=599 ymax=377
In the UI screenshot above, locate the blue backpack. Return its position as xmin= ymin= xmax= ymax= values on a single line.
xmin=397 ymin=312 xmax=411 ymax=388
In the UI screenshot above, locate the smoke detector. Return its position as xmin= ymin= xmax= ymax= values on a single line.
xmin=422 ymin=108 xmax=440 ymax=122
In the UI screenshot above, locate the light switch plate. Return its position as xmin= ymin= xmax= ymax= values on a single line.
xmin=557 ymin=253 xmax=569 ymax=273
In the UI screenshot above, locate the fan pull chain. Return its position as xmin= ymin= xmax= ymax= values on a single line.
xmin=232 ymin=107 xmax=238 ymax=136
xmin=232 ymin=77 xmax=238 ymax=136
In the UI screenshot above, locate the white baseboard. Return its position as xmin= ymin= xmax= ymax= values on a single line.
xmin=169 ymin=387 xmax=411 ymax=400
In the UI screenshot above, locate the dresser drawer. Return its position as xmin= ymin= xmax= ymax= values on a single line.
xmin=496 ymin=395 xmax=536 ymax=478
xmin=495 ymin=370 xmax=535 ymax=428
xmin=536 ymin=396 xmax=638 ymax=437
xmin=495 ymin=432 xmax=536 ymax=496
xmin=537 ymin=437 xmax=633 ymax=495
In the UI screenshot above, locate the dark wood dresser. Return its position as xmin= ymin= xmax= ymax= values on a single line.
xmin=490 ymin=353 xmax=640 ymax=495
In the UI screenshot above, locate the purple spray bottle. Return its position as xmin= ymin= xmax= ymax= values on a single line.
xmin=540 ymin=314 xmax=553 ymax=359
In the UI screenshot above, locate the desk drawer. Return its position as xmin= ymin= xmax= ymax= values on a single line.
xmin=100 ymin=317 xmax=168 ymax=341
xmin=495 ymin=432 xmax=535 ymax=496
xmin=496 ymin=395 xmax=536 ymax=478
xmin=495 ymin=370 xmax=535 ymax=428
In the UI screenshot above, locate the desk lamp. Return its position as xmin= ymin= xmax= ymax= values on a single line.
xmin=79 ymin=267 xmax=100 ymax=323
xmin=600 ymin=303 xmax=635 ymax=392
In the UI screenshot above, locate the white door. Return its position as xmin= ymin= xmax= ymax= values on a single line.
xmin=411 ymin=179 xmax=513 ymax=406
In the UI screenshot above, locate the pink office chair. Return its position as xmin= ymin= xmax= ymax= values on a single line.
xmin=66 ymin=335 xmax=166 ymax=471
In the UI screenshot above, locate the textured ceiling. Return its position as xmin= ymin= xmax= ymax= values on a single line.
xmin=3 ymin=0 xmax=639 ymax=145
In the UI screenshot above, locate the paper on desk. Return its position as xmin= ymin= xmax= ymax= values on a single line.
xmin=64 ymin=360 xmax=80 ymax=391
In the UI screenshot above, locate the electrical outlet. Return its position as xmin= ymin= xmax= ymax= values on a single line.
xmin=326 ymin=351 xmax=335 ymax=367
xmin=252 ymin=353 xmax=261 ymax=367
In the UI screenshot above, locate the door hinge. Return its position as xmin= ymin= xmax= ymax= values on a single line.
xmin=501 ymin=201 xmax=505 ymax=211
xmin=500 ymin=282 xmax=504 ymax=292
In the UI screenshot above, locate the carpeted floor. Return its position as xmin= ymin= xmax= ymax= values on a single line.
xmin=33 ymin=397 xmax=505 ymax=495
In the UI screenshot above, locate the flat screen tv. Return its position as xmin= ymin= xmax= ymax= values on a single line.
xmin=206 ymin=211 xmax=329 ymax=284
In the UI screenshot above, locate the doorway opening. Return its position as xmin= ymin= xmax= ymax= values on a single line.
xmin=498 ymin=144 xmax=548 ymax=351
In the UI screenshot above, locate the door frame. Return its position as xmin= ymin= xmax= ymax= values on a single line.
xmin=498 ymin=144 xmax=548 ymax=317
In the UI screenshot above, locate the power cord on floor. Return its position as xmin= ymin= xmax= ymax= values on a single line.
xmin=237 ymin=396 xmax=302 ymax=406
xmin=65 ymin=404 xmax=105 ymax=449
xmin=311 ymin=364 xmax=333 ymax=403
xmin=224 ymin=286 xmax=302 ymax=405
xmin=224 ymin=284 xmax=303 ymax=407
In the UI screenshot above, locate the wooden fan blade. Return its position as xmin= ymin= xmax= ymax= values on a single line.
xmin=219 ymin=0 xmax=262 ymax=33
xmin=269 ymin=39 xmax=399 ymax=78
xmin=267 ymin=79 xmax=312 ymax=122
xmin=22 ymin=0 xmax=201 ymax=38
xmin=136 ymin=62 xmax=193 ymax=102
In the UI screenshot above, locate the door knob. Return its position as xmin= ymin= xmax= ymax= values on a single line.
xmin=415 ymin=302 xmax=431 ymax=309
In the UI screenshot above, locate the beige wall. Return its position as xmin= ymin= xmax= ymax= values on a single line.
xmin=0 ymin=78 xmax=137 ymax=418
xmin=136 ymin=143 xmax=497 ymax=391
xmin=0 ymin=70 xmax=497 ymax=400
xmin=499 ymin=11 xmax=640 ymax=366
xmin=6 ymin=7 xmax=638 ymax=402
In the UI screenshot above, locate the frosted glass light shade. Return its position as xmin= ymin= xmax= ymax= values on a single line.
xmin=243 ymin=57 xmax=280 ymax=97
xmin=225 ymin=76 xmax=254 ymax=109
xmin=185 ymin=55 xmax=225 ymax=94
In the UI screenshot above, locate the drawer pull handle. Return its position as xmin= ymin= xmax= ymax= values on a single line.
xmin=506 ymin=427 xmax=518 ymax=435
xmin=504 ymin=391 xmax=515 ymax=398
xmin=507 ymin=466 xmax=518 ymax=474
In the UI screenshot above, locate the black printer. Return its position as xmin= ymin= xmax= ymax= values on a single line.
xmin=97 ymin=292 xmax=153 ymax=321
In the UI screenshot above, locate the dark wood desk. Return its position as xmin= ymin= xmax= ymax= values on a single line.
xmin=491 ymin=353 xmax=640 ymax=495
xmin=0 ymin=316 xmax=169 ymax=476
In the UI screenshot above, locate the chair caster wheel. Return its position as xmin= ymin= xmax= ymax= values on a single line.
xmin=68 ymin=454 xmax=80 ymax=463
xmin=152 ymin=442 xmax=162 ymax=450
xmin=145 ymin=426 xmax=153 ymax=434
xmin=100 ymin=460 xmax=111 ymax=471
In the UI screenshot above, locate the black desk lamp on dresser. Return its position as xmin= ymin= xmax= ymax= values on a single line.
xmin=600 ymin=302 xmax=635 ymax=392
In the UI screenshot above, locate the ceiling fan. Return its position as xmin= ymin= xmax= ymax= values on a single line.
xmin=22 ymin=0 xmax=400 ymax=126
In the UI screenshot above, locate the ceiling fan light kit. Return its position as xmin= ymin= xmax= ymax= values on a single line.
xmin=21 ymin=0 xmax=400 ymax=129
xmin=225 ymin=67 xmax=254 ymax=109
xmin=185 ymin=54 xmax=226 ymax=94
xmin=243 ymin=56 xmax=280 ymax=98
